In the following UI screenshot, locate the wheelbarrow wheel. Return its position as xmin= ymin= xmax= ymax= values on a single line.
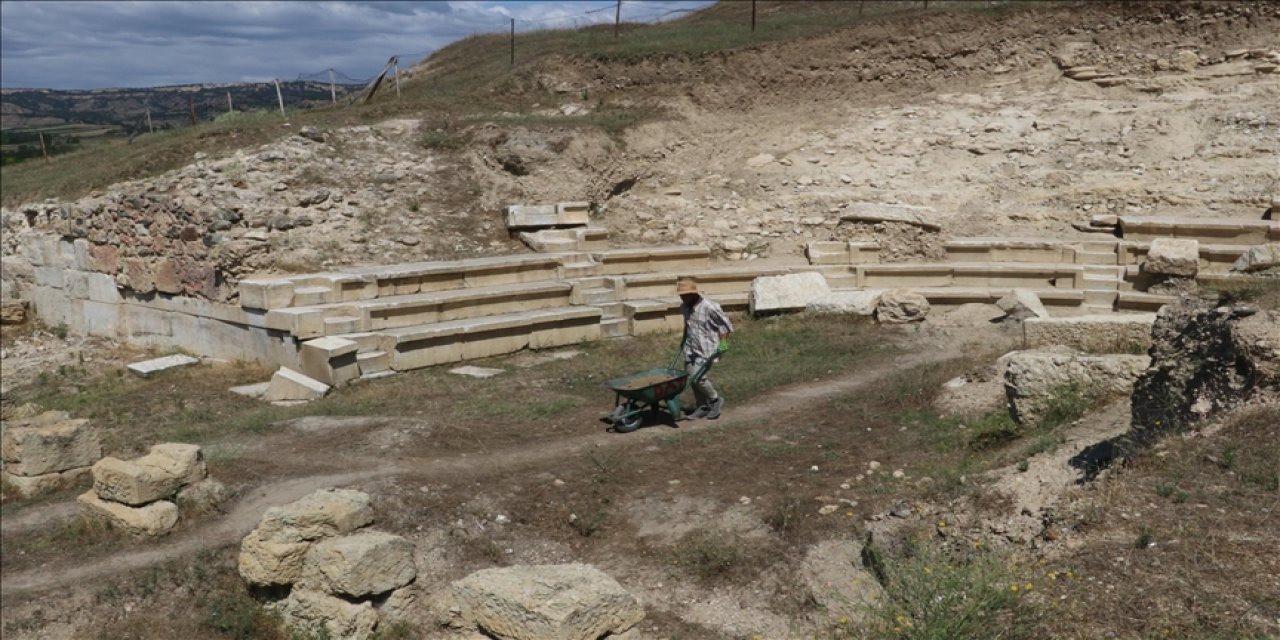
xmin=613 ymin=405 xmax=643 ymax=433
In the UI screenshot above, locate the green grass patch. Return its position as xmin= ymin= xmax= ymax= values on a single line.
xmin=866 ymin=540 xmax=1041 ymax=640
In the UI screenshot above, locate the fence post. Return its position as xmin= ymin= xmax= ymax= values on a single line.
xmin=189 ymin=97 xmax=197 ymax=126
xmin=393 ymin=58 xmax=401 ymax=100
xmin=145 ymin=106 xmax=154 ymax=134
xmin=614 ymin=0 xmax=621 ymax=39
xmin=510 ymin=18 xmax=515 ymax=67
xmin=329 ymin=69 xmax=337 ymax=104
xmin=227 ymin=90 xmax=233 ymax=113
xmin=38 ymin=131 xmax=49 ymax=164
xmin=275 ymin=79 xmax=286 ymax=118
xmin=751 ymin=0 xmax=756 ymax=32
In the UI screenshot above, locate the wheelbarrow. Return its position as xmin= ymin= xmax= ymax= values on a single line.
xmin=603 ymin=344 xmax=720 ymax=433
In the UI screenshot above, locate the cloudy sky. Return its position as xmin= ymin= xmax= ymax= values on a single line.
xmin=0 ymin=1 xmax=714 ymax=90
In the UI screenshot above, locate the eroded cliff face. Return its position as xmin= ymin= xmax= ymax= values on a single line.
xmin=1130 ymin=294 xmax=1280 ymax=445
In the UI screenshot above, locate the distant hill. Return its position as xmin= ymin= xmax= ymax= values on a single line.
xmin=0 ymin=81 xmax=363 ymax=132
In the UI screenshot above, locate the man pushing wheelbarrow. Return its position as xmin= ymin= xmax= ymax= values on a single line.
xmin=603 ymin=277 xmax=733 ymax=432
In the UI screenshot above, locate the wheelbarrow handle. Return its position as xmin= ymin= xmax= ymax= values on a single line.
xmin=690 ymin=352 xmax=721 ymax=384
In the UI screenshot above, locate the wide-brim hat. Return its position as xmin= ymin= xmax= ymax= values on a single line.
xmin=676 ymin=278 xmax=700 ymax=295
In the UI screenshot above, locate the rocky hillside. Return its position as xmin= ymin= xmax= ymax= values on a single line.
xmin=1 ymin=1 xmax=1277 ymax=300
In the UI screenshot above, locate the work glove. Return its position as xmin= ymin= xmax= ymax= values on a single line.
xmin=717 ymin=339 xmax=729 ymax=353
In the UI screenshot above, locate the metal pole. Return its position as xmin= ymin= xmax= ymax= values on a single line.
xmin=275 ymin=79 xmax=286 ymax=117
xmin=394 ymin=61 xmax=401 ymax=99
xmin=189 ymin=97 xmax=197 ymax=125
xmin=614 ymin=0 xmax=622 ymax=39
xmin=227 ymin=90 xmax=233 ymax=113
xmin=751 ymin=0 xmax=756 ymax=32
xmin=146 ymin=106 xmax=154 ymax=133
xmin=329 ymin=69 xmax=337 ymax=104
xmin=38 ymin=131 xmax=49 ymax=164
xmin=510 ymin=18 xmax=516 ymax=67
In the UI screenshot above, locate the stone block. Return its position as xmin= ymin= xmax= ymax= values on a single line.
xmin=1023 ymin=314 xmax=1156 ymax=353
xmin=239 ymin=488 xmax=374 ymax=586
xmin=1144 ymin=238 xmax=1199 ymax=277
xmin=749 ymin=272 xmax=831 ymax=315
xmin=299 ymin=337 xmax=359 ymax=387
xmin=81 ymin=300 xmax=120 ymax=338
xmin=1231 ymin=243 xmax=1280 ymax=273
xmin=34 ymin=266 xmax=65 ymax=289
xmin=356 ymin=351 xmax=390 ymax=376
xmin=2 ymin=467 xmax=91 ymax=499
xmin=78 ymin=491 xmax=178 ymax=536
xmin=806 ymin=290 xmax=883 ymax=315
xmin=176 ymin=477 xmax=229 ymax=513
xmin=127 ymin=354 xmax=200 ymax=377
xmin=122 ymin=258 xmax=156 ymax=293
xmin=239 ymin=531 xmax=313 ymax=586
xmin=996 ymin=289 xmax=1049 ymax=320
xmin=0 ymin=300 xmax=28 ymax=325
xmin=1 ymin=417 xmax=101 ymax=476
xmin=154 ymin=259 xmax=182 ymax=294
xmin=274 ymin=589 xmax=378 ymax=640
xmin=301 ymin=531 xmax=417 ymax=598
xmin=85 ymin=272 xmax=123 ymax=304
xmin=876 ymin=289 xmax=931 ymax=324
xmin=263 ymin=367 xmax=330 ymax=402
xmin=799 ymin=540 xmax=886 ymax=626
xmin=452 ymin=564 xmax=645 ymax=640
xmin=143 ymin=443 xmax=207 ymax=487
xmin=1002 ymin=350 xmax=1150 ymax=426
xmin=91 ymin=456 xmax=182 ymax=506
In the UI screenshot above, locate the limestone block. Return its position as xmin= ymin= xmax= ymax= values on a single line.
xmin=504 ymin=204 xmax=559 ymax=230
xmin=1 ymin=417 xmax=101 ymax=476
xmin=299 ymin=336 xmax=360 ymax=387
xmin=91 ymin=456 xmax=182 ymax=506
xmin=263 ymin=367 xmax=330 ymax=402
xmin=0 ymin=300 xmax=29 ymax=325
xmin=81 ymin=300 xmax=120 ymax=338
xmin=996 ymin=289 xmax=1049 ymax=320
xmin=1003 ymin=350 xmax=1150 ymax=426
xmin=239 ymin=488 xmax=375 ymax=586
xmin=239 ymin=530 xmax=313 ymax=586
xmin=77 ymin=491 xmax=178 ymax=536
xmin=274 ymin=589 xmax=378 ymax=640
xmin=85 ymin=272 xmax=122 ymax=304
xmin=876 ymin=289 xmax=931 ymax=324
xmin=2 ymin=467 xmax=91 ymax=499
xmin=255 ymin=488 xmax=374 ymax=542
xmin=452 ymin=564 xmax=645 ymax=640
xmin=799 ymin=540 xmax=886 ymax=626
xmin=34 ymin=266 xmax=66 ymax=289
xmin=142 ymin=443 xmax=207 ymax=487
xmin=301 ymin=531 xmax=417 ymax=598
xmin=1144 ymin=238 xmax=1200 ymax=277
xmin=122 ymin=258 xmax=155 ymax=293
xmin=1231 ymin=243 xmax=1280 ymax=273
xmin=1024 ymin=314 xmax=1155 ymax=353
xmin=127 ymin=354 xmax=200 ymax=377
xmin=1170 ymin=50 xmax=1199 ymax=72
xmin=175 ymin=477 xmax=229 ymax=513
xmin=749 ymin=272 xmax=830 ymax=315
xmin=806 ymin=290 xmax=883 ymax=316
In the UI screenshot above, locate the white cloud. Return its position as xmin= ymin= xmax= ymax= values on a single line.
xmin=0 ymin=1 xmax=712 ymax=89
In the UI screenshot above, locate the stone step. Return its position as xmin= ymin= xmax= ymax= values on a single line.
xmin=377 ymin=306 xmax=603 ymax=371
xmin=574 ymin=277 xmax=606 ymax=290
xmin=1075 ymin=250 xmax=1118 ymax=266
xmin=593 ymin=246 xmax=711 ymax=276
xmin=1118 ymin=216 xmax=1279 ymax=244
xmin=619 ymin=265 xmax=793 ymax=301
xmin=1117 ymin=291 xmax=1177 ymax=312
xmin=1084 ymin=289 xmax=1119 ymax=307
xmin=1083 ymin=275 xmax=1120 ymax=291
xmin=805 ymin=241 xmax=881 ymax=265
xmin=943 ymin=238 xmax=1075 ymax=263
xmin=854 ymin=262 xmax=1085 ymax=290
xmin=600 ymin=317 xmax=630 ymax=339
xmin=323 ymin=315 xmax=361 ymax=335
xmin=291 ymin=286 xmax=337 ymax=307
xmin=593 ymin=302 xmax=626 ymax=319
xmin=561 ymin=261 xmax=601 ymax=279
xmin=1083 ymin=265 xmax=1122 ymax=276
xmin=581 ymin=287 xmax=618 ymax=305
xmin=356 ymin=350 xmax=390 ymax=376
xmin=1081 ymin=240 xmax=1121 ymax=252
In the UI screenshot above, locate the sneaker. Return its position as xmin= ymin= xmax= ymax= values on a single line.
xmin=686 ymin=405 xmax=710 ymax=420
xmin=705 ymin=397 xmax=724 ymax=420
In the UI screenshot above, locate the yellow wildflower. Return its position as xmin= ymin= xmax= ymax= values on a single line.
xmin=1025 ymin=582 xmax=1034 ymax=590
xmin=1010 ymin=585 xmax=1019 ymax=592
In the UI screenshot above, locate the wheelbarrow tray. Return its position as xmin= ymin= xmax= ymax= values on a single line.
xmin=606 ymin=367 xmax=688 ymax=403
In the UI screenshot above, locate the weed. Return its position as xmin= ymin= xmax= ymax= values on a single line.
xmin=420 ymin=129 xmax=466 ymax=151
xmin=671 ymin=530 xmax=748 ymax=580
xmin=866 ymin=540 xmax=1040 ymax=640
xmin=1134 ymin=527 xmax=1154 ymax=549
xmin=765 ymin=495 xmax=805 ymax=538
xmin=199 ymin=591 xmax=281 ymax=640
xmin=372 ymin=622 xmax=420 ymax=640
xmin=569 ymin=510 xmax=606 ymax=537
xmin=1039 ymin=382 xmax=1091 ymax=429
xmin=51 ymin=322 xmax=69 ymax=339
xmin=1155 ymin=482 xmax=1175 ymax=498
xmin=1016 ymin=459 xmax=1029 ymax=473
xmin=406 ymin=195 xmax=420 ymax=212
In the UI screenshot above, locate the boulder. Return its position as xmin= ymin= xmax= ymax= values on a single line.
xmin=1129 ymin=297 xmax=1280 ymax=446
xmin=77 ymin=491 xmax=178 ymax=536
xmin=301 ymin=531 xmax=417 ymax=598
xmin=141 ymin=443 xmax=207 ymax=487
xmin=806 ymin=290 xmax=883 ymax=316
xmin=1 ymin=417 xmax=101 ymax=476
xmin=176 ymin=477 xmax=229 ymax=514
xmin=996 ymin=289 xmax=1049 ymax=321
xmin=876 ymin=289 xmax=930 ymax=324
xmin=749 ymin=272 xmax=830 ymax=315
xmin=1231 ymin=243 xmax=1280 ymax=273
xmin=1170 ymin=50 xmax=1200 ymax=73
xmin=452 ymin=564 xmax=645 ymax=640
xmin=239 ymin=488 xmax=375 ymax=587
xmin=1003 ymin=350 xmax=1150 ymax=426
xmin=798 ymin=540 xmax=885 ymax=626
xmin=274 ymin=589 xmax=378 ymax=640
xmin=1143 ymin=238 xmax=1199 ymax=277
xmin=0 ymin=299 xmax=28 ymax=325
xmin=91 ymin=456 xmax=182 ymax=506
xmin=2 ymin=467 xmax=92 ymax=499
xmin=263 ymin=367 xmax=330 ymax=403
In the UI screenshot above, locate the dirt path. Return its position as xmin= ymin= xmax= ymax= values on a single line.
xmin=0 ymin=346 xmax=956 ymax=597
